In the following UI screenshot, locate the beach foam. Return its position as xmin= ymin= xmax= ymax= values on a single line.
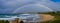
xmin=0 ymin=14 xmax=40 ymax=22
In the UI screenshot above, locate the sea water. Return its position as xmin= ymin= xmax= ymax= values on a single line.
xmin=0 ymin=14 xmax=40 ymax=22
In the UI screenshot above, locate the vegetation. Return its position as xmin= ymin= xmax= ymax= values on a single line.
xmin=0 ymin=11 xmax=60 ymax=23
xmin=40 ymin=11 xmax=60 ymax=23
xmin=0 ymin=20 xmax=9 ymax=23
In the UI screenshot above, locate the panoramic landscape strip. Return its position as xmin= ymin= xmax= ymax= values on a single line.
xmin=0 ymin=11 xmax=60 ymax=23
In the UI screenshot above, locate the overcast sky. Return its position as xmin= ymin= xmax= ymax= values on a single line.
xmin=0 ymin=0 xmax=60 ymax=14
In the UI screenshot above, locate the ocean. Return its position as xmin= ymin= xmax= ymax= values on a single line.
xmin=0 ymin=14 xmax=40 ymax=22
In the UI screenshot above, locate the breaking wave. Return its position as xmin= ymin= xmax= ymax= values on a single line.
xmin=0 ymin=14 xmax=40 ymax=22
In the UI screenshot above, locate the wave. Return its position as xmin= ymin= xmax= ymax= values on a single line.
xmin=0 ymin=14 xmax=40 ymax=22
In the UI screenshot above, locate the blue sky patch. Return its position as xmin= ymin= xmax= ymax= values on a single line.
xmin=51 ymin=0 xmax=60 ymax=2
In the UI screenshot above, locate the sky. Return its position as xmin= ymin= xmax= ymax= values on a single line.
xmin=0 ymin=0 xmax=60 ymax=14
xmin=0 ymin=0 xmax=60 ymax=21
xmin=51 ymin=0 xmax=60 ymax=2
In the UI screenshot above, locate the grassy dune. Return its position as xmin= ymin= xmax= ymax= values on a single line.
xmin=0 ymin=20 xmax=9 ymax=23
xmin=40 ymin=11 xmax=60 ymax=23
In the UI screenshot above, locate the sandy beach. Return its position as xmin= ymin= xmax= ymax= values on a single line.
xmin=38 ymin=14 xmax=55 ymax=22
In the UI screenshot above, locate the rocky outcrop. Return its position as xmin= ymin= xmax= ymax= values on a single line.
xmin=9 ymin=18 xmax=21 ymax=23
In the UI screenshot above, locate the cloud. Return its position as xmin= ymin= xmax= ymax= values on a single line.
xmin=0 ymin=0 xmax=60 ymax=14
xmin=46 ymin=0 xmax=60 ymax=11
xmin=13 ymin=3 xmax=53 ymax=13
xmin=13 ymin=0 xmax=54 ymax=13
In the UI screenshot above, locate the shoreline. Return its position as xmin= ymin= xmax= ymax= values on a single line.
xmin=38 ymin=14 xmax=55 ymax=22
